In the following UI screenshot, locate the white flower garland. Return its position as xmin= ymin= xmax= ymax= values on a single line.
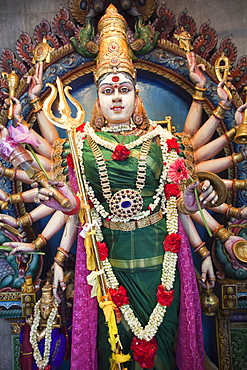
xmin=84 ymin=121 xmax=172 ymax=152
xmin=30 ymin=300 xmax=58 ymax=370
xmin=75 ymin=122 xmax=180 ymax=343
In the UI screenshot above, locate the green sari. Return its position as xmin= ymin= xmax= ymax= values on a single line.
xmin=83 ymin=132 xmax=180 ymax=369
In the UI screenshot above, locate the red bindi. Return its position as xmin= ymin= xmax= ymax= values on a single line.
xmin=112 ymin=76 xmax=119 ymax=82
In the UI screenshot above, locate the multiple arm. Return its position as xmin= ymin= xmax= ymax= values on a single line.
xmin=0 ymin=52 xmax=246 ymax=298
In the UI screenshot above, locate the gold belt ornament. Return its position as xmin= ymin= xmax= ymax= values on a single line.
xmin=103 ymin=209 xmax=163 ymax=231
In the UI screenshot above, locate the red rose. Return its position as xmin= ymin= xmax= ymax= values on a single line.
xmin=166 ymin=138 xmax=180 ymax=154
xmin=76 ymin=123 xmax=86 ymax=132
xmin=109 ymin=286 xmax=129 ymax=307
xmin=164 ymin=183 xmax=180 ymax=199
xmin=163 ymin=233 xmax=181 ymax=253
xmin=97 ymin=242 xmax=108 ymax=261
xmin=112 ymin=145 xmax=130 ymax=161
xmin=156 ymin=285 xmax=174 ymax=306
xmin=130 ymin=336 xmax=158 ymax=369
xmin=66 ymin=153 xmax=74 ymax=169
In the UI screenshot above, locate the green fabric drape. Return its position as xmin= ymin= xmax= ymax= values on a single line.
xmin=83 ymin=133 xmax=180 ymax=369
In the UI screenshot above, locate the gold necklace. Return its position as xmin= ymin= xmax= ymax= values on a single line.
xmin=87 ymin=136 xmax=152 ymax=218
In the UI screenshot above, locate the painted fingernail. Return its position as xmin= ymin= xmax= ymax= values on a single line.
xmin=203 ymin=200 xmax=207 ymax=204
xmin=199 ymin=197 xmax=204 ymax=201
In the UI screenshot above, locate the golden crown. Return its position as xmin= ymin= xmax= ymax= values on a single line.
xmin=40 ymin=281 xmax=54 ymax=305
xmin=94 ymin=4 xmax=136 ymax=83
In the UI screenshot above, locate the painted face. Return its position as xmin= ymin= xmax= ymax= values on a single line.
xmin=97 ymin=73 xmax=136 ymax=125
xmin=40 ymin=304 xmax=52 ymax=320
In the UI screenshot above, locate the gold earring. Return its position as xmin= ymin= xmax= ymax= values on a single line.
xmin=132 ymin=113 xmax=143 ymax=126
xmin=95 ymin=115 xmax=105 ymax=129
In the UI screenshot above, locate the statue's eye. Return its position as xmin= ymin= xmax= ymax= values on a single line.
xmin=119 ymin=86 xmax=129 ymax=93
xmin=102 ymin=87 xmax=113 ymax=94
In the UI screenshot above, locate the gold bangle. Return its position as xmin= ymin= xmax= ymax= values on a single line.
xmin=30 ymin=97 xmax=43 ymax=113
xmin=232 ymin=151 xmax=246 ymax=165
xmin=56 ymin=250 xmax=67 ymax=262
xmin=227 ymin=206 xmax=242 ymax=219
xmin=232 ymin=179 xmax=247 ymax=192
xmin=213 ymin=225 xmax=233 ymax=243
xmin=225 ymin=204 xmax=232 ymax=218
xmin=177 ymin=197 xmax=196 ymax=215
xmin=54 ymin=250 xmax=67 ymax=266
xmin=225 ymin=127 xmax=236 ymax=142
xmin=9 ymin=192 xmax=24 ymax=204
xmin=54 ymin=257 xmax=64 ymax=267
xmin=212 ymin=102 xmax=230 ymax=120
xmin=57 ymin=246 xmax=69 ymax=258
xmin=17 ymin=213 xmax=33 ymax=227
xmin=195 ymin=243 xmax=210 ymax=259
xmin=192 ymin=86 xmax=206 ymax=101
xmin=32 ymin=234 xmax=47 ymax=250
xmin=1 ymin=167 xmax=16 ymax=180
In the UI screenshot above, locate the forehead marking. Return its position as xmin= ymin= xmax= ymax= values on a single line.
xmin=112 ymin=76 xmax=119 ymax=82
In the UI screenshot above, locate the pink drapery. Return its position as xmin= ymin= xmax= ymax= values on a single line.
xmin=177 ymin=219 xmax=205 ymax=370
xmin=69 ymin=168 xmax=98 ymax=370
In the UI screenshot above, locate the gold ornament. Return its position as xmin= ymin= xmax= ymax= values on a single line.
xmin=30 ymin=97 xmax=43 ymax=113
xmin=2 ymin=70 xmax=20 ymax=119
xmin=40 ymin=281 xmax=54 ymax=306
xmin=234 ymin=86 xmax=247 ymax=144
xmin=214 ymin=53 xmax=232 ymax=100
xmin=32 ymin=37 xmax=55 ymax=64
xmin=213 ymin=225 xmax=233 ymax=243
xmin=200 ymin=285 xmax=219 ymax=316
xmin=174 ymin=26 xmax=193 ymax=52
xmin=94 ymin=4 xmax=136 ymax=84
xmin=232 ymin=240 xmax=247 ymax=263
xmin=192 ymin=86 xmax=206 ymax=101
xmin=192 ymin=171 xmax=227 ymax=207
